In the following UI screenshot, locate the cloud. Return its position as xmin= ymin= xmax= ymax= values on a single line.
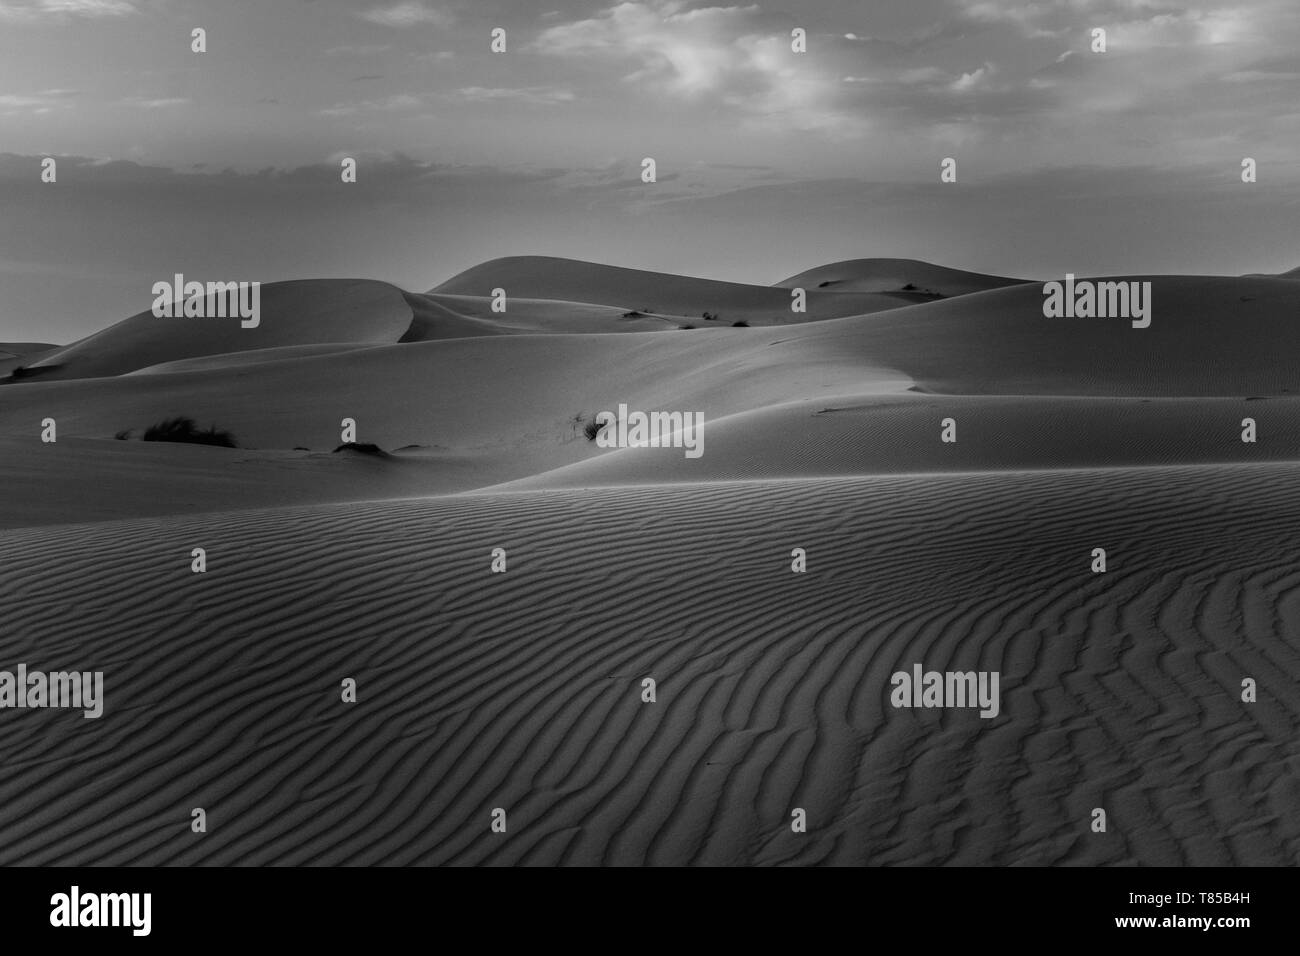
xmin=317 ymin=93 xmax=425 ymax=116
xmin=356 ymin=2 xmax=452 ymax=28
xmin=324 ymin=43 xmax=392 ymax=56
xmin=0 ymin=150 xmax=569 ymax=190
xmin=534 ymin=1 xmax=759 ymax=98
xmin=117 ymin=96 xmax=190 ymax=109
xmin=532 ymin=0 xmax=855 ymax=133
xmin=954 ymin=0 xmax=1277 ymax=48
xmin=950 ymin=62 xmax=996 ymax=92
xmin=0 ymin=88 xmax=79 ymax=114
xmin=452 ymin=87 xmax=576 ymax=105
xmin=1223 ymin=57 xmax=1300 ymax=82
xmin=0 ymin=0 xmax=140 ymax=21
xmin=898 ymin=67 xmax=951 ymax=85
xmin=0 ymin=95 xmax=52 ymax=109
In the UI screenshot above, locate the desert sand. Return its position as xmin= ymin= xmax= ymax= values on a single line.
xmin=1 ymin=257 xmax=1297 ymax=865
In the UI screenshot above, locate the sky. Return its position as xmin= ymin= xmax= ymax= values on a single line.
xmin=2 ymin=0 xmax=1299 ymax=342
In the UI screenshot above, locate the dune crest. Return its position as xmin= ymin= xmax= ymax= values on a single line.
xmin=775 ymin=257 xmax=1027 ymax=297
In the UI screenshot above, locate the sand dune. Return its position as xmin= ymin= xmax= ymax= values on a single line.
xmin=4 ymin=272 xmax=1300 ymax=525
xmin=0 ymin=342 xmax=57 ymax=377
xmin=129 ymin=343 xmax=386 ymax=375
xmin=0 ymin=325 xmax=900 ymax=477
xmin=775 ymin=257 xmax=1027 ymax=297
xmin=798 ymin=275 xmax=1300 ymax=397
xmin=4 ymin=255 xmax=1298 ymax=866
xmin=11 ymin=279 xmax=412 ymax=382
xmin=0 ymin=342 xmax=58 ymax=357
xmin=432 ymin=255 xmax=922 ymax=323
xmin=0 ymin=437 xmax=474 ymax=528
xmin=500 ymin=394 xmax=1300 ymax=490
xmin=0 ymin=465 xmax=1296 ymax=865
xmin=405 ymin=292 xmax=683 ymax=337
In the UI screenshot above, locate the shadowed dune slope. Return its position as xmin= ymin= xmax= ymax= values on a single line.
xmin=499 ymin=394 xmax=1300 ymax=490
xmin=430 ymin=255 xmax=921 ymax=322
xmin=0 ymin=342 xmax=58 ymax=356
xmin=0 ymin=466 xmax=1296 ymax=865
xmin=798 ymin=275 xmax=1300 ymax=396
xmin=1245 ymin=266 xmax=1300 ymax=279
xmin=401 ymin=292 xmax=683 ymax=338
xmin=775 ymin=257 xmax=1028 ymax=297
xmin=2 ymin=276 xmax=1300 ymax=518
xmin=128 ymin=343 xmax=386 ymax=375
xmin=0 ymin=327 xmax=900 ymax=459
xmin=10 ymin=279 xmax=413 ymax=382
xmin=0 ymin=437 xmax=491 ymax=528
xmin=0 ymin=342 xmax=58 ymax=377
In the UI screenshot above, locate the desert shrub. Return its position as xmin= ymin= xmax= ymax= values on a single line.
xmin=142 ymin=416 xmax=237 ymax=447
xmin=902 ymin=282 xmax=917 ymax=291
xmin=732 ymin=320 xmax=749 ymax=327
xmin=114 ymin=429 xmax=132 ymax=440
xmin=333 ymin=441 xmax=387 ymax=456
xmin=584 ymin=416 xmax=609 ymax=441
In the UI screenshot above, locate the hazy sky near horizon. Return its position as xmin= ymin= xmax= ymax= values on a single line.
xmin=3 ymin=0 xmax=1300 ymax=342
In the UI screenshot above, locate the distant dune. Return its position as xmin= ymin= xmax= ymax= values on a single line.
xmin=12 ymin=279 xmax=412 ymax=382
xmin=431 ymin=255 xmax=925 ymax=324
xmin=1244 ymin=265 xmax=1300 ymax=280
xmin=4 ymin=268 xmax=1300 ymax=524
xmin=775 ymin=257 xmax=1028 ymax=297
xmin=0 ymin=342 xmax=58 ymax=377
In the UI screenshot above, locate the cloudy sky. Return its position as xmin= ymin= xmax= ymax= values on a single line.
xmin=2 ymin=0 xmax=1299 ymax=341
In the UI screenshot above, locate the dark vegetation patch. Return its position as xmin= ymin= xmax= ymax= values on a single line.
xmin=142 ymin=416 xmax=237 ymax=448
xmin=333 ymin=441 xmax=389 ymax=457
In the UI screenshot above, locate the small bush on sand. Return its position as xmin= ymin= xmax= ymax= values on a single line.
xmin=142 ymin=416 xmax=237 ymax=447
xmin=333 ymin=441 xmax=388 ymax=457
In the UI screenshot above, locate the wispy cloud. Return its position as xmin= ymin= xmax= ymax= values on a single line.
xmin=0 ymin=0 xmax=141 ymax=22
xmin=0 ymin=87 xmax=79 ymax=114
xmin=452 ymin=87 xmax=576 ymax=105
xmin=318 ymin=93 xmax=425 ymax=117
xmin=117 ymin=95 xmax=190 ymax=109
xmin=955 ymin=0 xmax=1275 ymax=48
xmin=356 ymin=2 xmax=452 ymax=29
xmin=532 ymin=0 xmax=855 ymax=133
xmin=324 ymin=43 xmax=392 ymax=56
